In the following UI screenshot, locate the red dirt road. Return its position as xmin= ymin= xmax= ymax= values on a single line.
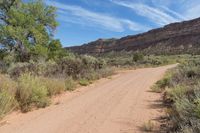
xmin=0 ymin=65 xmax=176 ymax=133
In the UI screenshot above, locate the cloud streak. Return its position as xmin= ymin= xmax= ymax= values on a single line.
xmin=159 ymin=6 xmax=186 ymax=20
xmin=111 ymin=0 xmax=181 ymax=26
xmin=46 ymin=0 xmax=149 ymax=32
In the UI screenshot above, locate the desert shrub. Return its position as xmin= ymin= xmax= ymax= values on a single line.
xmin=16 ymin=73 xmax=49 ymax=112
xmin=96 ymin=67 xmax=114 ymax=78
xmin=79 ymin=67 xmax=114 ymax=83
xmin=80 ymin=70 xmax=98 ymax=81
xmin=0 ymin=90 xmax=17 ymax=119
xmin=57 ymin=56 xmax=83 ymax=78
xmin=7 ymin=60 xmax=57 ymax=78
xmin=7 ymin=62 xmax=32 ymax=78
xmin=81 ymin=55 xmax=98 ymax=68
xmin=167 ymin=86 xmax=187 ymax=101
xmin=79 ymin=79 xmax=90 ymax=86
xmin=132 ymin=52 xmax=144 ymax=62
xmin=65 ymin=77 xmax=77 ymax=91
xmin=41 ymin=77 xmax=65 ymax=96
xmin=194 ymin=99 xmax=200 ymax=118
xmin=154 ymin=59 xmax=200 ymax=132
xmin=155 ymin=77 xmax=170 ymax=88
xmin=151 ymin=71 xmax=173 ymax=93
xmin=0 ymin=74 xmax=18 ymax=118
xmin=7 ymin=60 xmax=61 ymax=78
xmin=170 ymin=97 xmax=197 ymax=132
xmin=151 ymin=85 xmax=163 ymax=93
xmin=108 ymin=58 xmax=126 ymax=66
xmin=0 ymin=74 xmax=17 ymax=93
xmin=149 ymin=58 xmax=163 ymax=66
xmin=193 ymin=85 xmax=200 ymax=118
xmin=97 ymin=58 xmax=107 ymax=69
xmin=142 ymin=120 xmax=154 ymax=132
xmin=41 ymin=60 xmax=58 ymax=77
xmin=102 ymin=52 xmax=185 ymax=67
xmin=185 ymin=65 xmax=200 ymax=78
xmin=0 ymin=61 xmax=7 ymax=73
xmin=81 ymin=56 xmax=106 ymax=70
xmin=55 ymin=55 xmax=109 ymax=79
xmin=164 ymin=87 xmax=200 ymax=131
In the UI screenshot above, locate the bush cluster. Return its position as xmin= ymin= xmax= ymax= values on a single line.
xmin=17 ymin=74 xmax=50 ymax=112
xmin=0 ymin=0 xmax=116 ymax=119
xmin=151 ymin=72 xmax=173 ymax=93
xmin=153 ymin=58 xmax=200 ymax=132
xmin=100 ymin=51 xmax=194 ymax=68
xmin=0 ymin=53 xmax=114 ymax=118
xmin=4 ymin=54 xmax=108 ymax=79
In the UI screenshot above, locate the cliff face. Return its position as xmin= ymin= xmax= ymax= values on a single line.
xmin=67 ymin=17 xmax=200 ymax=55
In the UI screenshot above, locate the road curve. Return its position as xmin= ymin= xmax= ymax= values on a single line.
xmin=0 ymin=64 xmax=176 ymax=133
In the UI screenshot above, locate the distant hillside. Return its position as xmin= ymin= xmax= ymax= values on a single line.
xmin=67 ymin=17 xmax=200 ymax=55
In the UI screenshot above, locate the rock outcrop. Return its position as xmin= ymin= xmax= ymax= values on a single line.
xmin=67 ymin=17 xmax=200 ymax=55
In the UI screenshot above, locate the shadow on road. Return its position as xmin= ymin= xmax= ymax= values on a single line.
xmin=137 ymin=91 xmax=169 ymax=133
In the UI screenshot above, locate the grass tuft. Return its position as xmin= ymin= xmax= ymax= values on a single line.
xmin=79 ymin=79 xmax=90 ymax=86
xmin=0 ymin=74 xmax=18 ymax=118
xmin=41 ymin=77 xmax=65 ymax=96
xmin=65 ymin=77 xmax=76 ymax=91
xmin=142 ymin=120 xmax=155 ymax=132
xmin=16 ymin=73 xmax=50 ymax=112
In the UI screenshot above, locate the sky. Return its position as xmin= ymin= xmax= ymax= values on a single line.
xmin=46 ymin=0 xmax=200 ymax=47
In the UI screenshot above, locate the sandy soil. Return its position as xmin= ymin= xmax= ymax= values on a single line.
xmin=0 ymin=64 xmax=176 ymax=133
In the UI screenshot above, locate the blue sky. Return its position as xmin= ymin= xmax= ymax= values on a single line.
xmin=46 ymin=0 xmax=200 ymax=47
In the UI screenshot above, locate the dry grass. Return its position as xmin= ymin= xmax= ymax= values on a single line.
xmin=16 ymin=73 xmax=50 ymax=112
xmin=65 ymin=77 xmax=76 ymax=91
xmin=79 ymin=79 xmax=90 ymax=86
xmin=0 ymin=74 xmax=18 ymax=118
xmin=41 ymin=77 xmax=66 ymax=96
xmin=142 ymin=120 xmax=155 ymax=132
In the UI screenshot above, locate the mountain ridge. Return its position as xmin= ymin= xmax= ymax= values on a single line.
xmin=67 ymin=17 xmax=200 ymax=55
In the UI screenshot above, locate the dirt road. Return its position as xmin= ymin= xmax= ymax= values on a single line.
xmin=0 ymin=65 xmax=176 ymax=133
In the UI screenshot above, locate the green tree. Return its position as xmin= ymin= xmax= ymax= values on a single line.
xmin=48 ymin=39 xmax=68 ymax=60
xmin=0 ymin=0 xmax=58 ymax=61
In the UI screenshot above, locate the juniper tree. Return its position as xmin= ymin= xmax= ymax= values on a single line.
xmin=0 ymin=0 xmax=58 ymax=61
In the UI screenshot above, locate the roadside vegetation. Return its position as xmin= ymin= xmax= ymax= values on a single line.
xmin=99 ymin=51 xmax=196 ymax=68
xmin=151 ymin=57 xmax=200 ymax=132
xmin=0 ymin=0 xmax=114 ymax=119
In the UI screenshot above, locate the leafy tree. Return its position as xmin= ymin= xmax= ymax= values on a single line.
xmin=0 ymin=0 xmax=58 ymax=61
xmin=48 ymin=39 xmax=69 ymax=60
xmin=48 ymin=40 xmax=62 ymax=52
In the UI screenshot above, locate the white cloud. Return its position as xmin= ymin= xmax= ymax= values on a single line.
xmin=46 ymin=0 xmax=148 ymax=32
xmin=150 ymin=0 xmax=199 ymax=21
xmin=111 ymin=0 xmax=181 ymax=25
xmin=151 ymin=0 xmax=173 ymax=7
xmin=159 ymin=6 xmax=186 ymax=20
